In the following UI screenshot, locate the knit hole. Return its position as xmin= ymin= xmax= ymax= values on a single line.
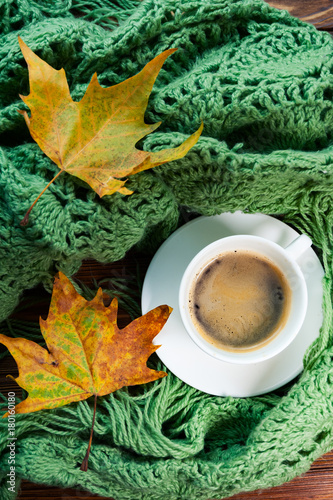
xmin=314 ymin=430 xmax=328 ymax=444
xmin=163 ymin=11 xmax=176 ymax=22
xmin=10 ymin=20 xmax=25 ymax=31
xmin=298 ymin=449 xmax=311 ymax=457
xmin=189 ymin=34 xmax=198 ymax=46
xmin=6 ymin=69 xmax=16 ymax=80
xmin=323 ymin=88 xmax=333 ymax=101
xmin=222 ymin=94 xmax=232 ymax=107
xmin=164 ymin=96 xmax=177 ymax=107
xmin=73 ymin=40 xmax=84 ymax=54
xmin=222 ymin=77 xmax=236 ymax=85
xmin=73 ymin=187 xmax=91 ymax=202
xmin=57 ymin=196 xmax=68 ymax=208
xmin=282 ymin=459 xmax=299 ymax=466
xmin=237 ymin=25 xmax=250 ymax=39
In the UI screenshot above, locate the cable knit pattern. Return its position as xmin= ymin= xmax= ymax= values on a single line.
xmin=1 ymin=0 xmax=333 ymax=498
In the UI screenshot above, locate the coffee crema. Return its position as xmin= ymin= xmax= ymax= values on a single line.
xmin=188 ymin=250 xmax=292 ymax=352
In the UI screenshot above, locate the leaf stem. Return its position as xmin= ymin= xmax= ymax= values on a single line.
xmin=80 ymin=393 xmax=97 ymax=472
xmin=20 ymin=170 xmax=63 ymax=226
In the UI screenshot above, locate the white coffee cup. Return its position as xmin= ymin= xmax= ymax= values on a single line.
xmin=179 ymin=234 xmax=312 ymax=364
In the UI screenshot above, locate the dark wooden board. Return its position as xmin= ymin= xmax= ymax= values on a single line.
xmin=268 ymin=0 xmax=333 ymax=29
xmin=17 ymin=460 xmax=333 ymax=500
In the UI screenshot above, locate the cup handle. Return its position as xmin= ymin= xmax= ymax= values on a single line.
xmin=284 ymin=234 xmax=312 ymax=260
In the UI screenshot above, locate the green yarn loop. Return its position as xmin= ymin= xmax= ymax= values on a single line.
xmin=1 ymin=0 xmax=333 ymax=498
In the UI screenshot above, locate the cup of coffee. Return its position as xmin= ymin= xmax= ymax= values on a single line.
xmin=179 ymin=234 xmax=312 ymax=364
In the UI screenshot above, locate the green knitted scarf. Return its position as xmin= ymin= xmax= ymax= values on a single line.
xmin=1 ymin=0 xmax=333 ymax=498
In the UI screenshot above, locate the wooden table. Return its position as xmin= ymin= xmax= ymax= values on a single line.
xmin=1 ymin=1 xmax=333 ymax=498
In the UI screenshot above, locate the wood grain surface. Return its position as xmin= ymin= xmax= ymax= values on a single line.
xmin=2 ymin=1 xmax=333 ymax=499
xmin=268 ymin=0 xmax=333 ymax=29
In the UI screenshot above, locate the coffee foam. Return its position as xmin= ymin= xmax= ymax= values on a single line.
xmin=189 ymin=250 xmax=291 ymax=352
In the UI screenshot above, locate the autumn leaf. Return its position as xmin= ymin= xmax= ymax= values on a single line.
xmin=0 ymin=271 xmax=172 ymax=470
xmin=18 ymin=37 xmax=203 ymax=225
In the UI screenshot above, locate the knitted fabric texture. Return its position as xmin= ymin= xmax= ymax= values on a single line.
xmin=1 ymin=0 xmax=333 ymax=498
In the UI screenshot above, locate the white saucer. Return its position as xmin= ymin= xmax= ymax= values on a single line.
xmin=141 ymin=212 xmax=324 ymax=397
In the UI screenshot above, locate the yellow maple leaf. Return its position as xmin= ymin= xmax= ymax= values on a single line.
xmin=0 ymin=272 xmax=172 ymax=469
xmin=18 ymin=37 xmax=203 ymax=224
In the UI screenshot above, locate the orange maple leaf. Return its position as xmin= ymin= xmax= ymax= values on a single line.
xmin=18 ymin=37 xmax=203 ymax=224
xmin=0 ymin=272 xmax=172 ymax=469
